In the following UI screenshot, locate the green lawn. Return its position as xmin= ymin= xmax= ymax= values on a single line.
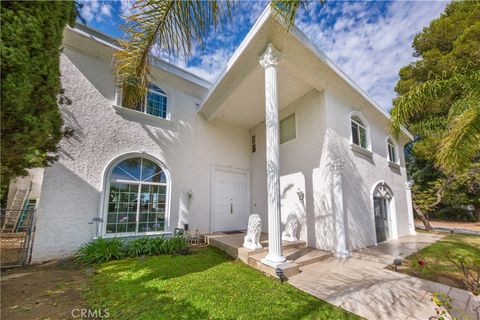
xmin=83 ymin=246 xmax=359 ymax=320
xmin=400 ymin=233 xmax=480 ymax=292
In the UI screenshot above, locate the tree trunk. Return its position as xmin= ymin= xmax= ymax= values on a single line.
xmin=474 ymin=204 xmax=480 ymax=222
xmin=413 ymin=201 xmax=434 ymax=231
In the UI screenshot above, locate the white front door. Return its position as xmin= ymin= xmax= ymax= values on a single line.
xmin=212 ymin=168 xmax=249 ymax=232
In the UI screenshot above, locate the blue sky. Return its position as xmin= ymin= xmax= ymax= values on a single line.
xmin=79 ymin=0 xmax=448 ymax=111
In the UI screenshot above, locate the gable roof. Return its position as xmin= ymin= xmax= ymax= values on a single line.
xmin=67 ymin=24 xmax=212 ymax=89
xmin=199 ymin=6 xmax=413 ymax=140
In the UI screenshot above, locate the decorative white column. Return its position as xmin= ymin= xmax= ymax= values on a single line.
xmin=332 ymin=160 xmax=350 ymax=258
xmin=259 ymin=44 xmax=286 ymax=267
xmin=405 ymin=180 xmax=416 ymax=235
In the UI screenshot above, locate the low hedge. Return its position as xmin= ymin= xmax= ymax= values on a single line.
xmin=75 ymin=235 xmax=188 ymax=264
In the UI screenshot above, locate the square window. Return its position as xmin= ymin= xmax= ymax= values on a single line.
xmin=280 ymin=114 xmax=296 ymax=144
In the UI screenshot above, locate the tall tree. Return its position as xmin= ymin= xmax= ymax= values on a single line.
xmin=390 ymin=1 xmax=480 ymax=228
xmin=0 ymin=1 xmax=76 ymax=196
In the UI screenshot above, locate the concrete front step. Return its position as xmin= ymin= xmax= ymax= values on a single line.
xmin=247 ymin=246 xmax=332 ymax=277
xmin=205 ymin=232 xmax=332 ymax=279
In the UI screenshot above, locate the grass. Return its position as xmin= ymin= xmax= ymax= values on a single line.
xmin=83 ymin=246 xmax=359 ymax=320
xmin=400 ymin=233 xmax=480 ymax=291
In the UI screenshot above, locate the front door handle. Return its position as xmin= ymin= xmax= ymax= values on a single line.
xmin=230 ymin=199 xmax=233 ymax=214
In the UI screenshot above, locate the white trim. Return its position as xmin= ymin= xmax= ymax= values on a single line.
xmin=199 ymin=5 xmax=273 ymax=115
xmin=350 ymin=143 xmax=373 ymax=158
xmin=99 ymin=152 xmax=172 ymax=238
xmin=113 ymin=105 xmax=173 ymax=127
xmin=386 ymin=136 xmax=400 ymax=165
xmin=370 ymin=181 xmax=398 ymax=246
xmin=209 ymin=165 xmax=251 ymax=233
xmin=115 ymin=79 xmax=173 ymax=121
xmin=349 ymin=111 xmax=371 ymax=151
xmin=198 ymin=8 xmax=413 ymax=141
xmin=67 ymin=24 xmax=211 ymax=89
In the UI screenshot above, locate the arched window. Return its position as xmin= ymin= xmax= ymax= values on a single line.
xmin=351 ymin=115 xmax=368 ymax=149
xmin=387 ymin=138 xmax=398 ymax=163
xmin=121 ymin=82 xmax=168 ymax=119
xmin=105 ymin=157 xmax=168 ymax=235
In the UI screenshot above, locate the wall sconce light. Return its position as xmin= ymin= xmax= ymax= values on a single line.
xmin=296 ymin=189 xmax=305 ymax=204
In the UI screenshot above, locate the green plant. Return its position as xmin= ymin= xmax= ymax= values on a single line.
xmin=74 ymin=238 xmax=125 ymax=264
xmin=448 ymin=254 xmax=480 ymax=295
xmin=1 ymin=1 xmax=77 ymax=196
xmin=124 ymin=237 xmax=150 ymax=257
xmin=435 ymin=207 xmax=475 ymax=222
xmin=431 ymin=292 xmax=456 ymax=320
xmin=124 ymin=236 xmax=187 ymax=258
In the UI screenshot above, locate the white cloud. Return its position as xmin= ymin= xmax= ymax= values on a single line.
xmin=80 ymin=0 xmax=113 ymax=23
xmin=101 ymin=4 xmax=112 ymax=17
xmin=115 ymin=0 xmax=447 ymax=109
xmin=296 ymin=1 xmax=448 ymax=111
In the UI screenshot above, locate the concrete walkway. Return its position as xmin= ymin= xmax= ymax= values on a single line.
xmin=288 ymin=234 xmax=480 ymax=320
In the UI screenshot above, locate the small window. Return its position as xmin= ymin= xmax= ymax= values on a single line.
xmin=251 ymin=135 xmax=256 ymax=153
xmin=351 ymin=115 xmax=367 ymax=149
xmin=122 ymin=83 xmax=168 ymax=119
xmin=146 ymin=84 xmax=168 ymax=118
xmin=387 ymin=139 xmax=397 ymax=163
xmin=280 ymin=114 xmax=296 ymax=144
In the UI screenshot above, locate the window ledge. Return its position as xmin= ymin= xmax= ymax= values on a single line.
xmin=388 ymin=161 xmax=401 ymax=169
xmin=113 ymin=104 xmax=173 ymax=127
xmin=102 ymin=231 xmax=173 ymax=239
xmin=350 ymin=143 xmax=373 ymax=158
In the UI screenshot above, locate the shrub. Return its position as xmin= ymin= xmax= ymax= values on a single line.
xmin=75 ymin=236 xmax=189 ymax=264
xmin=124 ymin=237 xmax=150 ymax=257
xmin=434 ymin=207 xmax=475 ymax=222
xmin=75 ymin=238 xmax=124 ymax=264
xmin=448 ymin=253 xmax=480 ymax=295
xmin=125 ymin=236 xmax=187 ymax=257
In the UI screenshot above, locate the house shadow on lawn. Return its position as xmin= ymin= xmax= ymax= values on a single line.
xmin=85 ymin=247 xmax=358 ymax=319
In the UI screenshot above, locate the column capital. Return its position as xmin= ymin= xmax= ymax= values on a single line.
xmin=405 ymin=180 xmax=414 ymax=190
xmin=331 ymin=159 xmax=345 ymax=175
xmin=259 ymin=43 xmax=281 ymax=69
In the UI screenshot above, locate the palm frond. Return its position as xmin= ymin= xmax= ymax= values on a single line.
xmin=407 ymin=116 xmax=448 ymax=137
xmin=270 ymin=0 xmax=308 ymax=29
xmin=437 ymin=72 xmax=480 ymax=172
xmin=115 ymin=0 xmax=233 ymax=108
xmin=390 ymin=76 xmax=457 ymax=136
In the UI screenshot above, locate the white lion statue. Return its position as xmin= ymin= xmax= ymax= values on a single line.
xmin=243 ymin=214 xmax=262 ymax=250
xmin=282 ymin=213 xmax=299 ymax=242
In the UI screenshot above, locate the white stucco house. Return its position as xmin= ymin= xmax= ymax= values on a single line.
xmin=8 ymin=8 xmax=416 ymax=263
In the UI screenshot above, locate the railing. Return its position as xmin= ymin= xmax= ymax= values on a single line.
xmin=0 ymin=208 xmax=36 ymax=267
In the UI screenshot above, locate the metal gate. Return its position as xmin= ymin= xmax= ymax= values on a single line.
xmin=0 ymin=208 xmax=36 ymax=267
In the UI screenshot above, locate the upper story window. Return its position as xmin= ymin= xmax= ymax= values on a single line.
xmin=351 ymin=115 xmax=368 ymax=149
xmin=146 ymin=84 xmax=168 ymax=118
xmin=121 ymin=83 xmax=168 ymax=119
xmin=280 ymin=113 xmax=296 ymax=144
xmin=387 ymin=138 xmax=398 ymax=163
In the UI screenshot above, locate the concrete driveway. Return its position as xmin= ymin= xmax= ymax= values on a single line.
xmin=288 ymin=233 xmax=480 ymax=320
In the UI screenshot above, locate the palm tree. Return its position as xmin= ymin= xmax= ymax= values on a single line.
xmin=115 ymin=0 xmax=310 ymax=107
xmin=391 ymin=69 xmax=480 ymax=231
xmin=391 ymin=69 xmax=480 ymax=174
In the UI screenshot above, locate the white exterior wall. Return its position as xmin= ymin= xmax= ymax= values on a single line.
xmin=250 ymin=78 xmax=411 ymax=251
xmin=31 ymin=32 xmax=250 ymax=262
xmin=322 ymin=76 xmax=410 ymax=250
xmin=250 ymin=90 xmax=327 ymax=246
